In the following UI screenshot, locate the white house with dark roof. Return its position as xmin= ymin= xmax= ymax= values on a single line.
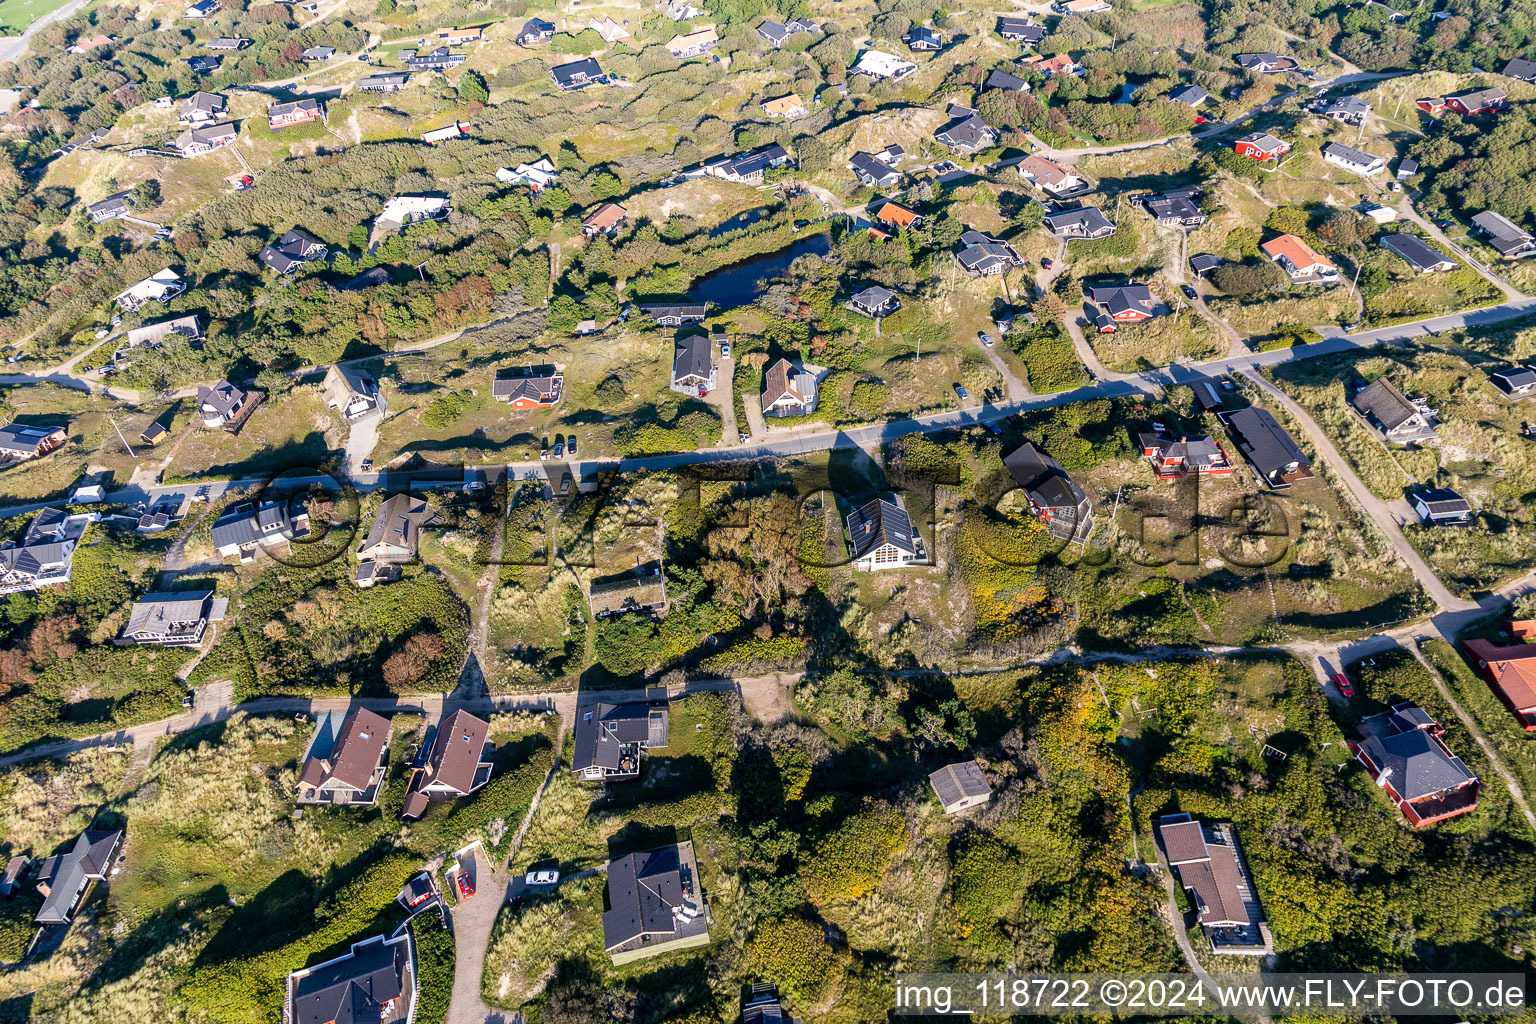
xmin=847 ymin=285 xmax=900 ymax=318
xmin=1381 ymin=233 xmax=1457 ymax=272
xmin=1472 ymin=210 xmax=1536 ymax=259
xmin=258 ymin=228 xmax=327 ymax=274
xmin=87 ymin=190 xmax=133 ymax=223
xmin=356 ymin=493 xmax=439 ymax=586
xmin=670 ymin=334 xmax=716 ymax=396
xmin=297 ymin=707 xmax=391 ymax=805
xmin=172 ymin=122 xmax=236 ymax=156
xmin=0 ymin=423 xmax=67 ymax=462
xmin=573 ymin=702 xmax=669 ymax=780
xmin=954 ymin=229 xmax=1024 ymax=276
xmin=212 ymin=500 xmax=307 ymax=561
xmin=761 ymin=358 xmax=817 ymax=417
xmin=0 ymin=507 xmax=92 ymax=595
xmin=1044 ymin=205 xmax=1114 ymax=239
xmin=1003 ymin=442 xmax=1093 ymax=542
xmin=933 ymin=108 xmax=998 ymax=152
xmin=113 ymin=268 xmax=185 ymax=311
xmin=117 ymin=590 xmax=227 ymax=646
xmin=849 ymin=152 xmax=901 ymax=188
xmin=1322 ymin=142 xmax=1386 ymax=176
xmin=1350 ymin=377 xmax=1437 ymax=443
xmin=929 ymin=761 xmax=992 ymax=814
xmin=197 ymin=379 xmax=249 ymax=427
xmin=603 ymin=843 xmax=709 ymax=964
xmin=1412 ymin=486 xmax=1472 ymax=525
xmin=178 ymin=91 xmax=226 ymax=125
xmin=847 ymin=497 xmax=926 ymax=570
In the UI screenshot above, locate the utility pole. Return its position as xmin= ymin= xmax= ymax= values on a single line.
xmin=109 ymin=416 xmax=137 ymax=459
xmin=1348 ymin=262 xmax=1362 ymax=297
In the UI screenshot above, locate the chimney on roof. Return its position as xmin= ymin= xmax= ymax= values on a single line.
xmin=320 ymin=758 xmax=333 ymax=774
xmin=35 ymin=881 xmax=50 ymax=897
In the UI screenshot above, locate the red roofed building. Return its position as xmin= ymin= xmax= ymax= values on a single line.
xmin=874 ymin=200 xmax=922 ymax=230
xmin=1463 ymin=637 xmax=1536 ymax=730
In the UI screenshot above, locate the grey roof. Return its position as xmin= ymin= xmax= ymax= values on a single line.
xmin=122 ymin=590 xmax=222 ymax=637
xmin=518 ymin=17 xmax=554 ymax=39
xmin=1471 ymin=210 xmax=1535 ymax=254
xmin=713 ymin=143 xmax=789 ymax=179
xmin=1415 ymin=486 xmax=1470 ymax=514
xmin=1189 ymin=253 xmax=1224 ymax=273
xmin=1167 ymin=85 xmax=1207 ymax=105
xmin=302 ymin=45 xmax=334 ymax=57
xmin=175 ymin=122 xmax=235 ymax=150
xmin=640 ymin=302 xmax=707 ymax=321
xmin=1351 ymin=377 xmax=1418 ymax=430
xmin=1492 ymin=364 xmax=1536 ymax=390
xmin=1003 ymin=442 xmax=1091 ymax=541
xmin=1323 ymin=141 xmax=1383 ymax=170
xmin=986 ymin=69 xmax=1030 ymax=91
xmin=1090 ymin=283 xmax=1155 ymax=316
xmin=491 ymin=373 xmax=561 ymax=403
xmin=198 ymin=379 xmax=245 ymax=419
xmin=1503 ymin=57 xmax=1536 ymax=81
xmin=757 ymin=20 xmax=789 ymax=42
xmin=1221 ymin=407 xmax=1311 ymax=484
xmin=1322 ymin=95 xmax=1371 ymax=116
xmin=1146 ymin=195 xmax=1203 ymax=222
xmin=359 ymin=73 xmax=409 ymax=88
xmin=672 ymin=334 xmax=712 ymax=383
xmin=850 ymin=284 xmax=896 ymax=309
xmin=849 ymin=151 xmax=899 ymax=183
xmin=259 ymin=227 xmax=326 ymax=273
xmin=572 ymin=702 xmax=669 ymax=772
xmin=361 ymin=493 xmax=439 ymax=558
xmin=997 ymin=17 xmax=1045 ymax=42
xmin=290 ymin=937 xmax=407 ymax=1024
xmin=1140 ymin=431 xmax=1226 ymax=468
xmin=1448 ymin=86 xmax=1506 ymax=110
xmin=1359 ymin=715 xmax=1475 ymax=800
xmin=269 ymin=98 xmax=320 ymax=120
xmin=88 ymin=190 xmax=132 ymax=217
xmin=935 ymin=113 xmax=995 ymax=150
xmin=1044 ymin=205 xmax=1114 ymax=236
xmin=904 ymin=25 xmax=941 ymax=48
xmin=210 ymin=500 xmax=292 ymax=550
xmin=551 ymin=57 xmax=603 ymax=87
xmin=847 ymin=497 xmax=918 ymax=559
xmin=929 ymin=761 xmax=991 ymax=807
xmin=603 ymin=846 xmax=688 ymax=949
xmin=955 ymin=232 xmax=1022 ymax=273
xmin=0 ymin=422 xmax=65 ymax=456
xmin=35 ymin=831 xmax=120 ymax=924
xmin=1398 ymin=158 xmax=1418 ymax=175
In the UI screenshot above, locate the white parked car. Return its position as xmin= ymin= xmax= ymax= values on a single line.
xmin=525 ymin=868 xmax=559 ymax=886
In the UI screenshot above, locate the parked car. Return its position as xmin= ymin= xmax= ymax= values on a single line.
xmin=720 ymin=341 xmax=731 ymax=358
xmin=567 ymin=436 xmax=577 ymax=456
xmin=540 ymin=448 xmax=549 ymax=461
xmin=1331 ymin=673 xmax=1355 ymax=699
xmin=985 ymin=421 xmax=1002 ymax=436
xmin=1182 ymin=285 xmax=1198 ymax=300
xmin=698 ymin=389 xmax=709 ymax=398
xmin=953 ymin=383 xmax=968 ymax=400
xmin=552 ymin=441 xmax=564 ymax=458
xmin=525 ymin=868 xmax=560 ymax=886
xmin=360 ymin=458 xmax=372 ymax=472
xmin=978 ymin=332 xmax=994 ymax=347
xmin=456 ymin=873 xmax=474 ymax=900
xmin=1041 ymin=257 xmax=1053 ymax=270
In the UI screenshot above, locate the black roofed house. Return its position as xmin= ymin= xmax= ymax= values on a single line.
xmin=573 ymin=702 xmax=669 ymax=780
xmin=356 ymin=493 xmax=440 ymax=586
xmin=269 ymin=98 xmax=321 ymax=130
xmin=87 ymin=190 xmax=132 ymax=223
xmin=402 ymin=709 xmax=493 ymax=818
xmin=0 ymin=508 xmax=92 ymax=595
xmin=1503 ymin=57 xmax=1536 ymax=82
xmin=954 ymin=229 xmax=1024 ymax=276
xmin=179 ymin=90 xmax=226 ymax=125
xmin=34 ymin=830 xmax=122 ymax=926
xmin=1322 ymin=142 xmax=1386 ymax=176
xmin=929 ymin=761 xmax=993 ymax=814
xmin=1350 ymin=377 xmax=1437 ymax=443
xmin=1193 ymin=380 xmax=1223 ymax=413
xmin=551 ymin=57 xmax=606 ymax=90
xmin=1349 ymin=703 xmax=1479 ymax=826
xmin=847 ymin=285 xmax=900 ymax=319
xmin=903 ymin=25 xmax=942 ymax=50
xmin=208 ymin=36 xmax=250 ymax=50
xmin=641 ymin=302 xmax=707 ymax=327
xmin=933 ymin=108 xmax=998 ymax=152
xmin=1489 ymin=363 xmax=1536 ymax=397
xmin=1320 ymin=95 xmax=1371 ymax=125
xmin=517 ymin=17 xmax=554 ymax=44
xmin=1 ymin=856 xmax=28 ymax=897
xmin=1143 ymin=191 xmax=1207 ymax=227
xmin=1411 ymin=486 xmax=1472 ymax=526
xmin=1166 ymin=84 xmax=1207 ymax=106
xmin=743 ymin=986 xmax=802 ymax=1024
xmin=1044 ymin=204 xmax=1114 ymax=239
xmin=1396 ymin=157 xmax=1418 ymax=180
xmin=1088 ymin=283 xmax=1158 ymax=332
xmin=285 ymin=933 xmax=415 ymax=1024
xmin=301 ymin=45 xmax=334 ymax=60
xmin=1157 ymin=814 xmax=1272 ymax=955
xmin=603 ymin=842 xmax=710 ymax=964
xmin=211 ymin=499 xmax=306 ymax=563
xmin=186 ymin=55 xmax=221 ymax=74
xmin=139 ymin=422 xmax=169 ymax=446
xmin=878 ymin=144 xmax=904 ymax=164
xmin=997 ymin=17 xmax=1045 ymax=44
xmin=985 ymin=69 xmax=1031 ymax=92
xmin=492 ymin=370 xmax=563 ymax=408
xmin=117 ymin=590 xmax=227 ymax=646
xmin=358 ymin=72 xmax=410 ymax=93
xmin=1218 ymin=407 xmax=1314 ymax=487
xmin=847 ymin=497 xmax=926 ymax=571
xmin=1234 ymin=52 xmax=1298 ymax=73
xmin=0 ymin=423 xmax=67 ymax=462
xmin=1139 ymin=427 xmax=1234 ymax=480
xmin=197 ymin=378 xmax=259 ymax=430
xmin=704 ymin=143 xmax=791 ymax=184
xmin=848 ymin=152 xmax=901 ymax=188
xmin=296 ymin=707 xmax=391 ymax=806
xmin=322 ymin=364 xmax=386 ymax=422
xmin=761 ymin=358 xmax=818 ymax=417
xmin=409 ymin=47 xmax=465 ymax=71
xmin=670 ymin=334 xmax=716 ymax=396
xmin=1003 ymin=442 xmax=1094 ymax=542
xmin=259 ymin=227 xmax=327 ymax=273
xmin=756 ymin=19 xmax=817 ymax=47
xmin=172 ymin=121 xmax=236 ymax=155
xmin=1189 ymin=252 xmax=1224 ymax=279
xmin=1471 ymin=210 xmax=1536 ymax=259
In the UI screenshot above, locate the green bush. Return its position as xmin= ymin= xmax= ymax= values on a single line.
xmin=411 ymin=919 xmax=456 ymax=1024
xmin=800 ymin=801 xmax=906 ymax=905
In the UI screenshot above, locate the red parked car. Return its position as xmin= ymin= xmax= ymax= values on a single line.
xmin=1331 ymin=673 xmax=1355 ymax=699
xmin=456 ymin=873 xmax=474 ymax=900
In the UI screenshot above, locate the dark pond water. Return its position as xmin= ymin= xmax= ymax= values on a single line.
xmin=688 ymin=232 xmax=834 ymax=309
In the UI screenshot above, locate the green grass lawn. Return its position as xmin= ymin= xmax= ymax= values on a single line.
xmin=0 ymin=0 xmax=74 ymax=33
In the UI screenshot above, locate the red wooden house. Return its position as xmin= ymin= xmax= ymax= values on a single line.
xmin=1415 ymin=96 xmax=1447 ymax=114
xmin=1349 ymin=704 xmax=1479 ymax=827
xmin=1137 ymin=428 xmax=1234 ymax=479
xmin=1233 ymin=131 xmax=1290 ymax=161
xmin=1444 ymin=87 xmax=1506 ymax=115
xmin=1463 ymin=636 xmax=1536 ymax=730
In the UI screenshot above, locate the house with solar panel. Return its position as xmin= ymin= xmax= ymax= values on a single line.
xmin=846 ymin=497 xmax=927 ymax=571
xmin=928 ymin=761 xmax=993 ymax=814
xmin=0 ymin=507 xmax=93 ymax=595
